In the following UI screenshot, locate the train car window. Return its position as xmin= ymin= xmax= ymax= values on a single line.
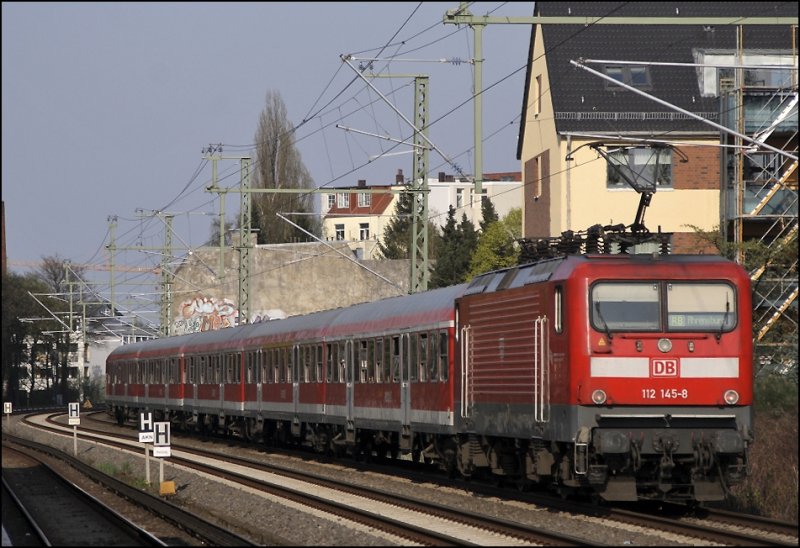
xmin=391 ymin=336 xmax=401 ymax=382
xmin=246 ymin=353 xmax=254 ymax=384
xmin=340 ymin=342 xmax=348 ymax=383
xmin=367 ymin=339 xmax=375 ymax=383
xmin=591 ymin=282 xmax=660 ymax=332
xmin=304 ymin=346 xmax=313 ymax=383
xmin=439 ymin=332 xmax=448 ymax=381
xmin=666 ymin=282 xmax=736 ymax=332
xmin=326 ymin=343 xmax=335 ymax=383
xmin=374 ymin=338 xmax=383 ymax=383
xmin=428 ymin=332 xmax=438 ymax=381
xmin=418 ymin=333 xmax=428 ymax=382
xmin=555 ymin=287 xmax=563 ymax=334
xmin=287 ymin=347 xmax=294 ymax=383
xmin=261 ymin=350 xmax=269 ymax=384
xmin=214 ymin=356 xmax=221 ymax=384
xmin=315 ymin=345 xmax=323 ymax=383
xmin=359 ymin=340 xmax=368 ymax=383
xmin=383 ymin=337 xmax=391 ymax=382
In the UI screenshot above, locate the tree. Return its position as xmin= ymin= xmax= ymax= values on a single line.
xmin=468 ymin=208 xmax=522 ymax=278
xmin=479 ymin=196 xmax=499 ymax=233
xmin=34 ymin=255 xmax=86 ymax=403
xmin=208 ymin=217 xmax=234 ymax=246
xmin=378 ymin=192 xmax=414 ymax=259
xmin=252 ymin=90 xmax=321 ymax=244
xmin=429 ymin=206 xmax=477 ymax=288
xmin=378 ymin=189 xmax=443 ymax=279
xmin=2 ymin=271 xmax=49 ymax=406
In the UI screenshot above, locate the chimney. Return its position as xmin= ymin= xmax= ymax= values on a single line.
xmin=357 ymin=179 xmax=366 ymax=188
xmin=438 ymin=171 xmax=446 ymax=182
xmin=396 ymin=169 xmax=404 ymax=184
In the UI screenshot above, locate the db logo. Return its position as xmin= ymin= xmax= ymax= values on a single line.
xmin=651 ymin=359 xmax=679 ymax=377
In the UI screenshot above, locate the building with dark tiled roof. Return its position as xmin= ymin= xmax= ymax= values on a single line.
xmin=518 ymin=2 xmax=797 ymax=253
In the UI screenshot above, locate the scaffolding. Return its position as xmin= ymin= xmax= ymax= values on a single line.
xmin=720 ymin=25 xmax=798 ymax=374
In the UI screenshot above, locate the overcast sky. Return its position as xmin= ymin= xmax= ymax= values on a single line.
xmin=3 ymin=2 xmax=532 ymax=323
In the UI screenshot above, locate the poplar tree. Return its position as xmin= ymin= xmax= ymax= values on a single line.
xmin=252 ymin=90 xmax=320 ymax=244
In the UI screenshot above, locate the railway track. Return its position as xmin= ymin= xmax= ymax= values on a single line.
xmin=32 ymin=411 xmax=591 ymax=545
xmin=2 ymin=427 xmax=257 ymax=546
xmin=2 ymin=444 xmax=165 ymax=546
xmin=8 ymin=409 xmax=800 ymax=546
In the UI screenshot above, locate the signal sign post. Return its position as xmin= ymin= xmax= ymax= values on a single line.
xmin=139 ymin=412 xmax=154 ymax=485
xmin=68 ymin=402 xmax=80 ymax=455
xmin=153 ymin=421 xmax=175 ymax=495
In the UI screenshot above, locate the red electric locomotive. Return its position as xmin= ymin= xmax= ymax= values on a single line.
xmin=106 ymin=252 xmax=752 ymax=503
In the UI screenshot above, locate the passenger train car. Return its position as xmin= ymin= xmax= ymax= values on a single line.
xmin=106 ymin=253 xmax=752 ymax=502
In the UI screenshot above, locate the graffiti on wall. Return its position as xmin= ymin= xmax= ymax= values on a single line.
xmin=172 ymin=296 xmax=239 ymax=335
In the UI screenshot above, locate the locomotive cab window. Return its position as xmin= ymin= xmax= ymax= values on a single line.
xmin=667 ymin=282 xmax=736 ymax=332
xmin=591 ymin=281 xmax=738 ymax=334
xmin=591 ymin=282 xmax=660 ymax=332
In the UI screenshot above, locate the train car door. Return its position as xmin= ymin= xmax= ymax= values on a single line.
xmin=218 ymin=356 xmax=225 ymax=412
xmin=400 ymin=333 xmax=410 ymax=429
xmin=345 ymin=340 xmax=354 ymax=430
xmin=187 ymin=355 xmax=196 ymax=411
xmin=292 ymin=345 xmax=300 ymax=419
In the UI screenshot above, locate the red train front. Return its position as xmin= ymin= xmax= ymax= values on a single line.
xmin=454 ymin=253 xmax=752 ymax=502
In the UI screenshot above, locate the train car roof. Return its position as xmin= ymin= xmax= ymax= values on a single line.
xmin=324 ymin=282 xmax=468 ymax=337
xmin=108 ymin=283 xmax=468 ymax=359
xmin=461 ymin=253 xmax=737 ymax=296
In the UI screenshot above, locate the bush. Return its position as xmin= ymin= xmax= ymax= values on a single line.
xmin=727 ymin=376 xmax=798 ymax=521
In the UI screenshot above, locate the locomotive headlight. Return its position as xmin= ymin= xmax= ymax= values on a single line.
xmin=657 ymin=338 xmax=672 ymax=353
xmin=591 ymin=389 xmax=607 ymax=405
xmin=723 ymin=390 xmax=740 ymax=405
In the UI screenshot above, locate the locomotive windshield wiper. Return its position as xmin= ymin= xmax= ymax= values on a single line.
xmin=716 ymin=299 xmax=730 ymax=342
xmin=594 ymin=301 xmax=613 ymax=341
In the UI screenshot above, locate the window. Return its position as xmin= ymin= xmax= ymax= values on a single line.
xmin=604 ymin=65 xmax=652 ymax=90
xmin=315 ymin=345 xmax=323 ymax=383
xmin=667 ymin=283 xmax=735 ymax=332
xmin=337 ymin=192 xmax=349 ymax=208
xmin=359 ymin=223 xmax=370 ymax=240
xmin=391 ymin=336 xmax=401 ymax=382
xmin=418 ymin=333 xmax=428 ymax=382
xmin=359 ymin=340 xmax=369 ymax=383
xmin=534 ymin=74 xmax=543 ymax=115
xmin=327 ymin=194 xmax=336 ymax=209
xmin=456 ymin=188 xmax=464 ymax=208
xmin=591 ymin=282 xmax=660 ymax=332
xmin=358 ymin=192 xmax=371 ymax=207
xmin=326 ymin=343 xmax=337 ymax=383
xmin=428 ymin=332 xmax=438 ymax=381
xmin=555 ymin=287 xmax=563 ymax=334
xmin=438 ymin=332 xmax=448 ymax=381
xmin=591 ymin=281 xmax=737 ymax=334
xmin=375 ymin=338 xmax=384 ymax=382
xmin=607 ymin=147 xmax=672 ymax=189
xmin=335 ymin=224 xmax=345 ymax=241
